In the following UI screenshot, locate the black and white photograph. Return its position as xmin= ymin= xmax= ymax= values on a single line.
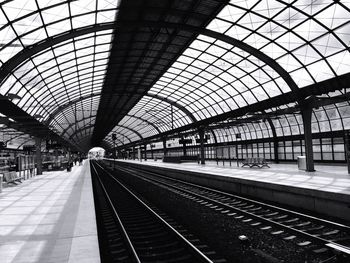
xmin=0 ymin=0 xmax=350 ymax=262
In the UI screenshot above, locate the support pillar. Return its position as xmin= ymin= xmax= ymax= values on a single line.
xmin=266 ymin=116 xmax=279 ymax=163
xmin=182 ymin=142 xmax=187 ymax=156
xmin=163 ymin=137 xmax=167 ymax=157
xmin=138 ymin=147 xmax=142 ymax=162
xmin=144 ymin=144 xmax=147 ymax=161
xmin=344 ymin=131 xmax=350 ymax=174
xmin=199 ymin=128 xmax=205 ymax=165
xmin=35 ymin=137 xmax=42 ymax=175
xmin=133 ymin=146 xmax=136 ymax=160
xmin=67 ymin=150 xmax=71 ymax=172
xmin=302 ymin=106 xmax=315 ymax=172
xmin=273 ymin=138 xmax=279 ymax=164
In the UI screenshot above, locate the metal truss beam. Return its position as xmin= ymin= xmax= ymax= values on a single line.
xmin=0 ymin=23 xmax=115 ymax=84
xmin=104 ymin=131 xmax=131 ymax=144
xmin=146 ymin=94 xmax=197 ymax=122
xmin=93 ymin=20 xmax=299 ymax=144
xmin=0 ymin=95 xmax=80 ymax=151
xmin=114 ymin=125 xmax=143 ymax=140
xmin=125 ymin=114 xmax=161 ymax=134
xmin=45 ymin=93 xmax=100 ymax=125
xmin=69 ymin=124 xmax=95 ymax=141
xmin=118 ymin=73 xmax=350 ymax=149
xmin=61 ymin=116 xmax=96 ymax=137
xmin=0 ymin=18 xmax=347 ymax=151
xmin=131 ymin=21 xmax=299 ymax=92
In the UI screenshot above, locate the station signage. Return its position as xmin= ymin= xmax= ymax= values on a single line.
xmin=46 ymin=139 xmax=62 ymax=150
xmin=179 ymin=138 xmax=192 ymax=144
xmin=195 ymin=135 xmax=210 ymax=144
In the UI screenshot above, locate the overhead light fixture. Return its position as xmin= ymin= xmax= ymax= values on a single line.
xmin=6 ymin=93 xmax=21 ymax=101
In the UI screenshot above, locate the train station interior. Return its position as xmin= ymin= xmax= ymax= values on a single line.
xmin=1 ymin=0 xmax=350 ymax=262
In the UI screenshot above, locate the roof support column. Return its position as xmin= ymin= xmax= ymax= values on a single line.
xmin=150 ymin=144 xmax=154 ymax=160
xmin=67 ymin=150 xmax=71 ymax=172
xmin=344 ymin=131 xmax=350 ymax=174
xmin=182 ymin=141 xmax=187 ymax=156
xmin=265 ymin=114 xmax=279 ymax=164
xmin=273 ymin=138 xmax=279 ymax=164
xmin=144 ymin=144 xmax=147 ymax=161
xmin=133 ymin=146 xmax=136 ymax=160
xmin=270 ymin=121 xmax=279 ymax=164
xmin=199 ymin=128 xmax=205 ymax=165
xmin=162 ymin=137 xmax=167 ymax=157
xmin=35 ymin=137 xmax=42 ymax=175
xmin=301 ymin=105 xmax=315 ymax=172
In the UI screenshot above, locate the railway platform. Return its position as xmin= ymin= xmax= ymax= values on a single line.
xmin=114 ymin=159 xmax=350 ymax=222
xmin=0 ymin=161 xmax=100 ymax=263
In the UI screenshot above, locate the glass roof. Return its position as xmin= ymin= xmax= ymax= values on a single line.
xmin=149 ymin=34 xmax=289 ymax=120
xmin=109 ymin=0 xmax=350 ymax=147
xmin=0 ymin=0 xmax=118 ymax=149
xmin=50 ymin=95 xmax=100 ymax=137
xmin=0 ymin=123 xmax=33 ymax=150
xmin=1 ymin=0 xmax=350 ymax=150
xmin=108 ymin=95 xmax=194 ymax=146
xmin=208 ymin=0 xmax=350 ymax=86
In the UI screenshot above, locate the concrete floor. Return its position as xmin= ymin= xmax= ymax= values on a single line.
xmin=118 ymin=159 xmax=350 ymax=195
xmin=0 ymin=161 xmax=100 ymax=263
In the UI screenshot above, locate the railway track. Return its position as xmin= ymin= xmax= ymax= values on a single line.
xmin=90 ymin=160 xmax=226 ymax=263
xmin=104 ymin=160 xmax=350 ymax=262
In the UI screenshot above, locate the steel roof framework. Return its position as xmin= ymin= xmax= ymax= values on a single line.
xmin=0 ymin=0 xmax=349 ymax=152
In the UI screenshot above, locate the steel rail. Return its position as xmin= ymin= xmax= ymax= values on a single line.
xmin=94 ymin=161 xmax=214 ymax=263
xmin=111 ymin=162 xmax=350 ymax=255
xmin=90 ymin=161 xmax=141 ymax=263
xmin=112 ymin=161 xmax=350 ymax=231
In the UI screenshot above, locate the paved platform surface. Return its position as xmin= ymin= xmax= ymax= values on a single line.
xmin=117 ymin=159 xmax=350 ymax=196
xmin=0 ymin=160 xmax=100 ymax=263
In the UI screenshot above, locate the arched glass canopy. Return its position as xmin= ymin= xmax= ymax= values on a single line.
xmin=0 ymin=0 xmax=350 ymax=153
xmin=0 ymin=0 xmax=118 ymax=150
xmin=108 ymin=0 xmax=350 ymax=148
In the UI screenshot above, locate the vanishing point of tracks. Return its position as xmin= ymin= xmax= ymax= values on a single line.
xmin=106 ymin=161 xmax=350 ymax=261
xmin=90 ymin=160 xmax=226 ymax=263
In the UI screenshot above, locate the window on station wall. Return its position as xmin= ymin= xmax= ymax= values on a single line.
xmin=229 ymin=146 xmax=236 ymax=159
xmin=313 ymin=139 xmax=322 ymax=161
xmin=251 ymin=143 xmax=258 ymax=156
xmin=293 ymin=140 xmax=303 ymax=160
xmin=245 ymin=144 xmax=251 ymax=157
xmin=322 ymin=138 xmax=333 ymax=161
xmin=333 ymin=137 xmax=345 ymax=161
xmin=265 ymin=142 xmax=273 ymax=160
xmin=284 ymin=141 xmax=293 ymax=160
xmin=258 ymin=143 xmax=264 ymax=157
xmin=278 ymin=141 xmax=285 ymax=160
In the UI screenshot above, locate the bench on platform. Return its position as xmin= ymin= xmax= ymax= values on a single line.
xmin=242 ymin=157 xmax=270 ymax=168
xmin=2 ymin=171 xmax=24 ymax=185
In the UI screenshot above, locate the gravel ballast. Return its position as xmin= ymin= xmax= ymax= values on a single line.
xmin=111 ymin=165 xmax=336 ymax=263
